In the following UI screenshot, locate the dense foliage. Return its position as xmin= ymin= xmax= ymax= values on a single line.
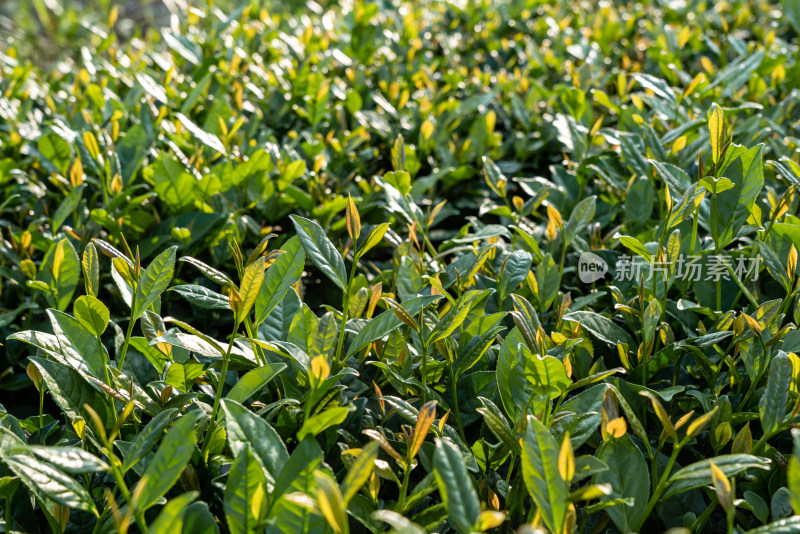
xmin=4 ymin=0 xmax=800 ymax=532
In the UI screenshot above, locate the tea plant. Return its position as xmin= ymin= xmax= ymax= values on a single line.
xmin=3 ymin=0 xmax=800 ymax=532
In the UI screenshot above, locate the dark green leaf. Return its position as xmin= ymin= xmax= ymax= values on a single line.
xmin=30 ymin=357 xmax=114 ymax=426
xmin=290 ymin=215 xmax=347 ymax=291
xmin=226 ymin=363 xmax=286 ymax=403
xmin=593 ymin=434 xmax=649 ymax=532
xmin=521 ymin=416 xmax=567 ymax=533
xmin=255 ymin=236 xmax=305 ymax=325
xmin=665 ymin=454 xmax=771 ymax=499
xmin=170 ymin=284 xmax=230 ymax=310
xmin=5 ymin=454 xmax=97 ymax=514
xmin=433 ymin=438 xmax=480 ymax=534
xmin=222 ymin=400 xmax=288 ymax=486
xmin=760 ymin=352 xmax=792 ymax=436
xmin=137 ymin=410 xmax=202 ymax=511
xmin=225 ymin=445 xmax=267 ymax=534
xmin=133 ymin=246 xmax=178 ymax=321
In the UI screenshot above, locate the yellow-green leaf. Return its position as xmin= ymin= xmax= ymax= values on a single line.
xmin=409 ymin=400 xmax=437 ymax=460
xmin=686 ymin=406 xmax=718 ymax=439
xmin=314 ymin=470 xmax=348 ymax=534
xmin=558 ymin=432 xmax=575 ymax=483
xmin=73 ymin=295 xmax=110 ymax=337
xmin=356 ymin=223 xmax=388 ymax=260
xmin=346 ymin=194 xmax=361 ymax=241
xmin=710 ymin=460 xmax=733 ymax=513
xmin=383 ymin=297 xmax=419 ymax=332
xmin=639 ymin=391 xmax=677 ymax=442
xmin=82 ymin=243 xmax=99 ymax=297
xmin=132 ymin=246 xmax=177 ymax=321
xmin=709 ymin=103 xmax=724 ymax=164
xmin=341 ymin=441 xmax=379 ymax=504
xmin=236 ymin=257 xmax=265 ymax=325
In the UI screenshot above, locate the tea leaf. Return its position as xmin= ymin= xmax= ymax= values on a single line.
xmin=709 ymin=103 xmax=724 ymax=164
xmin=225 ymin=445 xmax=267 ymax=534
xmin=291 ymin=215 xmax=347 ymax=291
xmin=255 ymin=236 xmax=305 ymax=325
xmin=222 ymin=400 xmax=289 ymax=485
xmin=226 ymin=363 xmax=286 ymax=403
xmin=133 ymin=247 xmax=177 ymax=321
xmin=665 ymin=455 xmax=771 ymax=499
xmin=434 ymin=438 xmax=481 ymax=534
xmin=341 ymin=441 xmax=379 ymax=504
xmin=170 ymin=284 xmax=230 ymax=310
xmin=593 ymin=434 xmax=649 ymax=532
xmin=521 ymin=416 xmax=567 ymax=533
xmin=237 ymin=257 xmax=265 ymax=324
xmin=73 ymin=295 xmax=110 ymax=337
xmin=760 ymin=352 xmax=792 ymax=436
xmin=136 ymin=410 xmax=202 ymax=511
xmin=5 ymin=454 xmax=97 ymax=514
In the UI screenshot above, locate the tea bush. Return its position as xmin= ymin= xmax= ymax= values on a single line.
xmin=2 ymin=0 xmax=800 ymax=532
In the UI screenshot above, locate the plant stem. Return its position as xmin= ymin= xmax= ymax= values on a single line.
xmin=410 ymin=210 xmax=439 ymax=266
xmin=449 ymin=364 xmax=467 ymax=443
xmin=107 ymin=450 xmax=147 ymax=530
xmin=116 ymin=294 xmax=137 ymax=371
xmin=752 ymin=431 xmax=772 ymax=456
xmin=98 ymin=336 xmax=118 ymax=425
xmin=711 ymin=192 xmax=722 ymax=311
xmin=91 ymin=507 xmax=110 ymax=534
xmin=334 ymin=248 xmax=359 ymax=371
xmin=98 ymin=336 xmax=113 ymax=387
xmin=641 ymin=443 xmax=681 ymax=520
xmin=642 ymin=352 xmax=648 ymax=389
xmin=761 ymin=207 xmax=780 ymax=244
xmin=397 ymin=462 xmax=412 ymax=512
xmin=202 ymin=323 xmax=239 ymax=457
xmin=711 ymin=338 xmax=736 ymax=396
xmin=505 ymin=453 xmax=517 ymax=484
xmin=420 ymin=337 xmax=428 ymax=403
xmin=690 ymin=213 xmax=699 ymax=255
xmin=726 ymin=507 xmax=734 ymax=534
xmin=740 ymin=379 xmax=757 ymax=410
xmin=243 ymin=317 xmax=266 ymax=366
xmin=690 ymin=499 xmax=717 ymax=532
xmin=210 ymin=333 xmax=237 ymax=420
xmin=38 ymin=387 xmax=44 ymax=431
